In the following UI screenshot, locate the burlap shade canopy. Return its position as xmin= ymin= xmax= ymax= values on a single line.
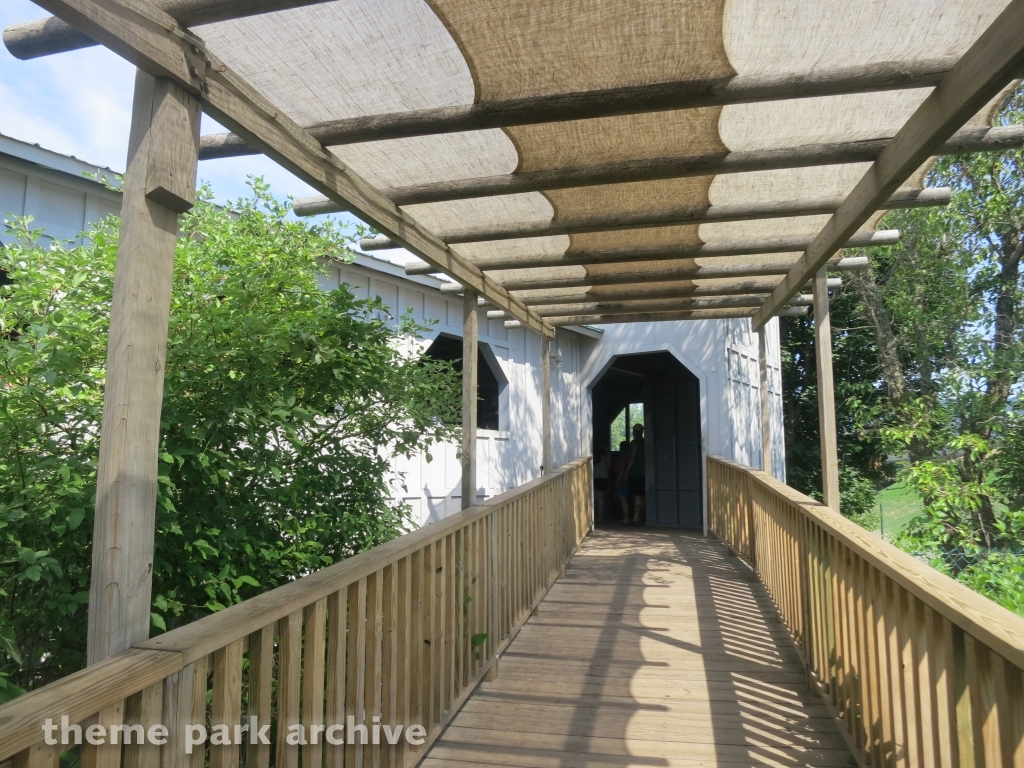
xmin=7 ymin=0 xmax=1021 ymax=327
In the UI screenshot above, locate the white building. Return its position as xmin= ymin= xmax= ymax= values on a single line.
xmin=1 ymin=135 xmax=785 ymax=532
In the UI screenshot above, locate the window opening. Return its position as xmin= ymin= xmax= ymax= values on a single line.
xmin=610 ymin=402 xmax=644 ymax=449
xmin=423 ymin=334 xmax=504 ymax=430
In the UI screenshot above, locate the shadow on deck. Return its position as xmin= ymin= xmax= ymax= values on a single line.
xmin=424 ymin=528 xmax=854 ymax=768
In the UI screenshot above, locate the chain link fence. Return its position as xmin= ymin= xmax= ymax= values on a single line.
xmin=905 ymin=548 xmax=1024 ymax=615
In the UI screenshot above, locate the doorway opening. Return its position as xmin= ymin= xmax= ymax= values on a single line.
xmin=591 ymin=352 xmax=702 ymax=529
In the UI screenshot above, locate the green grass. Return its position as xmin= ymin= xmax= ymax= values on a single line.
xmin=875 ymin=482 xmax=924 ymax=537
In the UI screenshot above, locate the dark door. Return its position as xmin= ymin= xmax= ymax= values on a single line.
xmin=646 ymin=378 xmax=702 ymax=528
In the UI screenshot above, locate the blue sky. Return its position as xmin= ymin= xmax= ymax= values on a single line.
xmin=0 ymin=1 xmax=396 ymax=251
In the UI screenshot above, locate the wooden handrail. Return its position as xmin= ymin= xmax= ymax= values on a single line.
xmin=707 ymin=455 xmax=1024 ymax=768
xmin=0 ymin=456 xmax=593 ymax=767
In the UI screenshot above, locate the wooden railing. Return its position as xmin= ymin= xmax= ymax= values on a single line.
xmin=708 ymin=456 xmax=1024 ymax=768
xmin=0 ymin=457 xmax=592 ymax=768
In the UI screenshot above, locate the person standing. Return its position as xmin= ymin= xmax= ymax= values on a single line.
xmin=593 ymin=444 xmax=609 ymax=523
xmin=610 ymin=441 xmax=630 ymax=524
xmin=625 ymin=423 xmax=646 ymax=525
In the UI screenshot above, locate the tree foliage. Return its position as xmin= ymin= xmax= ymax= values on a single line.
xmin=0 ymin=182 xmax=460 ymax=694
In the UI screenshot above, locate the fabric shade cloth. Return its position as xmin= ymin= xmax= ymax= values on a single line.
xmin=193 ymin=0 xmax=1012 ymax=308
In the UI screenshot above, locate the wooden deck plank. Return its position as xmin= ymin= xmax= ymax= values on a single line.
xmin=424 ymin=529 xmax=852 ymax=768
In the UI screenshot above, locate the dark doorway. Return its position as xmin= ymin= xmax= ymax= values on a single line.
xmin=592 ymin=352 xmax=702 ymax=528
xmin=424 ymin=333 xmax=504 ymax=430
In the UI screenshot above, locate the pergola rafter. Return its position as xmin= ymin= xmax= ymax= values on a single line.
xmin=441 ymin=256 xmax=868 ymax=294
xmin=532 ymin=295 xmax=809 ymax=316
xmin=293 ymin=125 xmax=1024 ymax=210
xmin=356 ymin=188 xmax=947 ymax=248
xmin=195 ymin=59 xmax=960 ymax=157
xmin=510 ymin=305 xmax=809 ymax=328
xmin=403 ymin=230 xmax=897 ymax=275
xmin=513 ymin=278 xmax=841 ymax=307
xmin=3 ymin=0 xmax=336 ymax=58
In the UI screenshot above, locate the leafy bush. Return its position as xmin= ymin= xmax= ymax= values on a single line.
xmin=839 ymin=464 xmax=879 ymax=525
xmin=0 ymin=182 xmax=460 ymax=694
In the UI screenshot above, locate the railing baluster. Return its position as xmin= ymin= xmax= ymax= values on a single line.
xmin=871 ymin=567 xmax=896 ymax=767
xmin=210 ymin=639 xmax=243 ymax=768
xmin=953 ymin=624 xmax=977 ymax=767
xmin=407 ymin=550 xmax=423 ymax=755
xmin=163 ymin=655 xmax=209 ymax=768
xmin=277 ymin=611 xmax=302 ymax=768
xmin=324 ymin=592 xmax=346 ymax=768
xmin=11 ymin=744 xmax=61 ymax=768
xmin=248 ymin=625 xmax=275 ymax=768
xmin=123 ymin=681 xmax=163 ymax=768
xmin=381 ymin=562 xmax=398 ymax=768
xmin=303 ymin=599 xmax=327 ymax=768
xmin=440 ymin=536 xmax=452 ymax=720
xmin=423 ymin=545 xmax=436 ymax=728
xmin=861 ymin=559 xmax=883 ymax=766
xmin=913 ymin=600 xmax=939 ymax=767
xmin=395 ymin=557 xmax=411 ymax=768
xmin=899 ymin=590 xmax=923 ymax=766
xmin=366 ymin=571 xmax=383 ymax=768
xmin=345 ymin=579 xmax=367 ymax=768
xmin=1005 ymin=662 xmax=1024 ymax=768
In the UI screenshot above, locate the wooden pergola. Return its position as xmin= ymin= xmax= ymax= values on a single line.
xmin=5 ymin=0 xmax=1024 ymax=685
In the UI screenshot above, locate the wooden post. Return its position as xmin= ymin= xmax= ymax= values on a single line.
xmin=87 ymin=71 xmax=200 ymax=665
xmin=461 ymin=290 xmax=478 ymax=509
xmin=758 ymin=327 xmax=772 ymax=476
xmin=813 ymin=267 xmax=841 ymax=511
xmin=541 ymin=336 xmax=552 ymax=474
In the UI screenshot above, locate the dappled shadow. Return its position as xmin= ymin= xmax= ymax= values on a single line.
xmin=423 ymin=528 xmax=852 ymax=768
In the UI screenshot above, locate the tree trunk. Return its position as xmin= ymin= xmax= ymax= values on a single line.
xmin=987 ymin=236 xmax=1022 ymax=406
xmin=848 ymin=265 xmax=906 ymax=405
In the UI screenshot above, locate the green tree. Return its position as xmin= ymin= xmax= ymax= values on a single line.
xmin=0 ymin=181 xmax=460 ymax=694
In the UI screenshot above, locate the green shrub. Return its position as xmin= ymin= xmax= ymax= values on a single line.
xmin=0 ymin=182 xmax=460 ymax=694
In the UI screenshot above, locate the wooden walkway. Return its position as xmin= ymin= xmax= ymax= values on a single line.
xmin=423 ymin=528 xmax=854 ymax=768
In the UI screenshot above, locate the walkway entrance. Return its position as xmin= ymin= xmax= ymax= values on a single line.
xmin=592 ymin=352 xmax=703 ymax=528
xmin=424 ymin=528 xmax=852 ymax=767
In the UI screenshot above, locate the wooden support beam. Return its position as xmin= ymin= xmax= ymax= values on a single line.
xmin=198 ymin=57 xmax=960 ymax=158
xmin=814 ymin=268 xmax=841 ymax=511
xmin=516 ymin=279 xmax=840 ymax=307
xmin=358 ymin=187 xmax=946 ymax=246
xmin=445 ymin=256 xmax=867 ymax=294
xmin=3 ymin=0 xmax=335 ymax=59
xmin=30 ymin=0 xmax=553 ymax=338
xmin=523 ymin=305 xmax=808 ymax=327
xmin=404 ymin=230 xmax=898 ymax=275
xmin=541 ymin=337 xmax=552 ymax=475
xmin=295 ymin=125 xmax=1024 ymax=210
xmin=758 ymin=328 xmax=772 ymax=476
xmin=533 ymin=295 xmax=776 ymax=316
xmin=89 ymin=71 xmax=200 ymax=665
xmin=752 ymin=0 xmax=1024 ymax=328
xmin=461 ymin=290 xmax=478 ymax=509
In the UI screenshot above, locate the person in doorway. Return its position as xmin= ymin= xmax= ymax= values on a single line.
xmin=610 ymin=441 xmax=630 ymax=524
xmin=593 ymin=444 xmax=609 ymax=523
xmin=625 ymin=424 xmax=645 ymax=525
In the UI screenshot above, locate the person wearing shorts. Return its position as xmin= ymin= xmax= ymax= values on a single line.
xmin=625 ymin=424 xmax=646 ymax=525
xmin=611 ymin=441 xmax=630 ymax=523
